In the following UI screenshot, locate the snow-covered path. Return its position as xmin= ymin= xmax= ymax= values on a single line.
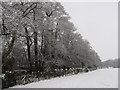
xmin=12 ymin=68 xmax=118 ymax=88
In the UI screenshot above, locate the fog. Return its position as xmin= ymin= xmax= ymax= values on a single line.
xmin=61 ymin=2 xmax=118 ymax=61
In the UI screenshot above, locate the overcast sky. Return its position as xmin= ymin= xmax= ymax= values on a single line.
xmin=60 ymin=2 xmax=118 ymax=61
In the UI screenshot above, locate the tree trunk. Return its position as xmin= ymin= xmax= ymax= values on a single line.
xmin=39 ymin=30 xmax=45 ymax=72
xmin=25 ymin=27 xmax=32 ymax=72
xmin=33 ymin=5 xmax=38 ymax=73
xmin=34 ymin=31 xmax=38 ymax=73
xmin=2 ymin=31 xmax=16 ymax=60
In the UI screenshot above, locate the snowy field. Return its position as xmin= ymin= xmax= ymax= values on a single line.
xmin=11 ymin=68 xmax=118 ymax=88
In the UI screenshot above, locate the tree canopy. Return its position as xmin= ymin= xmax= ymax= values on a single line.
xmin=1 ymin=1 xmax=102 ymax=73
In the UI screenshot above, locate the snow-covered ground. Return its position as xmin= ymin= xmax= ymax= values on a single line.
xmin=12 ymin=68 xmax=118 ymax=88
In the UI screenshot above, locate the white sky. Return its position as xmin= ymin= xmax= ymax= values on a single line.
xmin=60 ymin=2 xmax=118 ymax=61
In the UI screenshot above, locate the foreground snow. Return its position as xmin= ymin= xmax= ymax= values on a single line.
xmin=12 ymin=68 xmax=118 ymax=88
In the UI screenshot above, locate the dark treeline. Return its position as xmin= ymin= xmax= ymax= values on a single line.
xmin=1 ymin=1 xmax=102 ymax=88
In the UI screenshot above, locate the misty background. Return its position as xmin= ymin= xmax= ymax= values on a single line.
xmin=61 ymin=2 xmax=118 ymax=61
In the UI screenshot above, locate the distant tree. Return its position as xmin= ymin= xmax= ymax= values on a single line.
xmin=102 ymin=58 xmax=119 ymax=68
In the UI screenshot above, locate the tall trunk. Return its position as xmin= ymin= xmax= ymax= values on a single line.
xmin=34 ymin=31 xmax=38 ymax=73
xmin=33 ymin=5 xmax=38 ymax=73
xmin=25 ymin=27 xmax=32 ymax=72
xmin=2 ymin=31 xmax=16 ymax=60
xmin=41 ymin=30 xmax=44 ymax=55
xmin=39 ymin=30 xmax=45 ymax=72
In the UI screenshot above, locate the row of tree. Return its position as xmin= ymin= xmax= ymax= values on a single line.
xmin=1 ymin=1 xmax=102 ymax=74
xmin=102 ymin=58 xmax=119 ymax=68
